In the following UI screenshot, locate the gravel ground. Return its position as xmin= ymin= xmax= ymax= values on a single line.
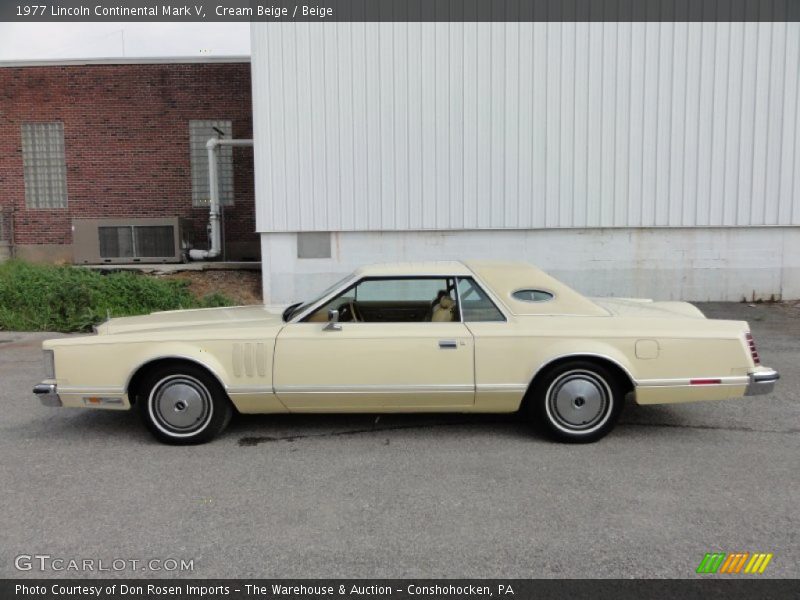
xmin=162 ymin=269 xmax=262 ymax=306
xmin=0 ymin=301 xmax=797 ymax=579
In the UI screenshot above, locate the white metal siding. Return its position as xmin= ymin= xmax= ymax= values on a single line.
xmin=252 ymin=22 xmax=800 ymax=232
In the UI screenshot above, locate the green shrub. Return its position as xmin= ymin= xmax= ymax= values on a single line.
xmin=0 ymin=260 xmax=234 ymax=332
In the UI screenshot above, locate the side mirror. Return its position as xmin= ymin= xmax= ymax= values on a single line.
xmin=323 ymin=309 xmax=341 ymax=331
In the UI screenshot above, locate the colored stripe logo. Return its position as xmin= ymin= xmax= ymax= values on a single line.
xmin=697 ymin=552 xmax=773 ymax=574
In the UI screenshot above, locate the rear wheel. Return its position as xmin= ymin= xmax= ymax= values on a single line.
xmin=136 ymin=363 xmax=232 ymax=445
xmin=527 ymin=360 xmax=624 ymax=443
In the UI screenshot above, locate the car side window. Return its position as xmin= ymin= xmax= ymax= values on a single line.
xmin=355 ymin=279 xmax=443 ymax=302
xmin=304 ymin=277 xmax=459 ymax=323
xmin=456 ymin=278 xmax=505 ymax=322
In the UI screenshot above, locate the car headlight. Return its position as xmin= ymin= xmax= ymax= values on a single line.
xmin=43 ymin=350 xmax=55 ymax=379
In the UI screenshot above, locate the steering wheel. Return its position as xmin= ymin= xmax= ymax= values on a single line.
xmin=337 ymin=301 xmax=362 ymax=322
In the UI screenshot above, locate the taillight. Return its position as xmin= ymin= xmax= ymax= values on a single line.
xmin=746 ymin=332 xmax=760 ymax=365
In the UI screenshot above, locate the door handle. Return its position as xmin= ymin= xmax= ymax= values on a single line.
xmin=438 ymin=340 xmax=458 ymax=349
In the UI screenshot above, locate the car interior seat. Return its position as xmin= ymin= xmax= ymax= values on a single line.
xmin=431 ymin=294 xmax=456 ymax=322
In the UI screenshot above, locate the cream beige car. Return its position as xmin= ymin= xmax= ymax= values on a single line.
xmin=33 ymin=261 xmax=778 ymax=444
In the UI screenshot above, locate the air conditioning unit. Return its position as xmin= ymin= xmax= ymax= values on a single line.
xmin=72 ymin=217 xmax=189 ymax=264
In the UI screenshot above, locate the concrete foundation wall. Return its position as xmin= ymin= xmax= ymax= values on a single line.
xmin=13 ymin=244 xmax=72 ymax=263
xmin=4 ymin=241 xmax=262 ymax=265
xmin=260 ymin=227 xmax=800 ymax=304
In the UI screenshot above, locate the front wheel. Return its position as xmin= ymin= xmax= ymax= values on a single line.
xmin=527 ymin=361 xmax=624 ymax=443
xmin=136 ymin=364 xmax=233 ymax=445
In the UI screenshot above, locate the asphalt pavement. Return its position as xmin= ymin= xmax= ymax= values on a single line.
xmin=1 ymin=302 xmax=797 ymax=579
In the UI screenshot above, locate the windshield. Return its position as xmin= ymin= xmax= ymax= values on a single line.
xmin=283 ymin=272 xmax=355 ymax=322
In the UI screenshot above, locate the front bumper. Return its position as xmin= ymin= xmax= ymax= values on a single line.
xmin=744 ymin=369 xmax=780 ymax=396
xmin=33 ymin=382 xmax=62 ymax=407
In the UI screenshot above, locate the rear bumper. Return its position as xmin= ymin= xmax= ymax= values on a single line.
xmin=744 ymin=369 xmax=780 ymax=396
xmin=33 ymin=382 xmax=62 ymax=407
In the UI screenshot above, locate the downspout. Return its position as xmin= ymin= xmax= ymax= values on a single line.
xmin=189 ymin=137 xmax=253 ymax=261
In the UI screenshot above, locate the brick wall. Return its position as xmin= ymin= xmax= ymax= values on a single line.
xmin=0 ymin=61 xmax=258 ymax=261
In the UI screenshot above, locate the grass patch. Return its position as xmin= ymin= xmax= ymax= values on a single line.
xmin=0 ymin=260 xmax=234 ymax=332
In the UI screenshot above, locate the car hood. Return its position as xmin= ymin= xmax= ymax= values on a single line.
xmin=98 ymin=304 xmax=288 ymax=335
xmin=591 ymin=297 xmax=707 ymax=319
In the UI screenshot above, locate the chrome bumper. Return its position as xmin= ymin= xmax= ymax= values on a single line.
xmin=33 ymin=382 xmax=62 ymax=407
xmin=744 ymin=369 xmax=780 ymax=396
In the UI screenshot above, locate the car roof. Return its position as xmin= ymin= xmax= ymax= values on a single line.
xmin=354 ymin=261 xmax=473 ymax=277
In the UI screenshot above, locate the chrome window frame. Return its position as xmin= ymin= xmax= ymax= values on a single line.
xmin=289 ymin=272 xmax=362 ymax=324
xmin=454 ymin=276 xmax=508 ymax=323
xmin=290 ymin=275 xmax=465 ymax=324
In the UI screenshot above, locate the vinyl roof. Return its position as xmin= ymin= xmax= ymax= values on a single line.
xmin=351 ymin=260 xmax=607 ymax=316
xmin=466 ymin=261 xmax=608 ymax=316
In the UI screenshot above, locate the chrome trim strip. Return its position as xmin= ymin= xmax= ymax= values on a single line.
xmin=637 ymin=383 xmax=746 ymax=390
xmin=636 ymin=376 xmax=750 ymax=388
xmin=58 ymin=386 xmax=125 ymax=394
xmin=227 ymin=386 xmax=274 ymax=395
xmin=476 ymin=383 xmax=528 ymax=393
xmin=275 ymin=384 xmax=474 ymax=395
xmin=274 ymin=383 xmax=525 ymax=394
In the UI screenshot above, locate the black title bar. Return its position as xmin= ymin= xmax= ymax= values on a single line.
xmin=4 ymin=579 xmax=800 ymax=600
xmin=2 ymin=0 xmax=800 ymax=22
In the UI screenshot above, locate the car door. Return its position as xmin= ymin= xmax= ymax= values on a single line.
xmin=273 ymin=277 xmax=475 ymax=411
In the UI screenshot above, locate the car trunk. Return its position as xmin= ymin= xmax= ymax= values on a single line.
xmin=591 ymin=298 xmax=707 ymax=319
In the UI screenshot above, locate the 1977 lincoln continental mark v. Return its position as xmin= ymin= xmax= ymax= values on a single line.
xmin=33 ymin=261 xmax=779 ymax=444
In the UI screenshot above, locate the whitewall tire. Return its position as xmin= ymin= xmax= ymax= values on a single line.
xmin=136 ymin=363 xmax=232 ymax=445
xmin=527 ymin=360 xmax=624 ymax=443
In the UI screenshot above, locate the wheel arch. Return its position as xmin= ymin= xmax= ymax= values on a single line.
xmin=521 ymin=353 xmax=636 ymax=409
xmin=126 ymin=356 xmax=228 ymax=406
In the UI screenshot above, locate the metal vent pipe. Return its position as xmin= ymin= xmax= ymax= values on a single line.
xmin=189 ymin=137 xmax=253 ymax=261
